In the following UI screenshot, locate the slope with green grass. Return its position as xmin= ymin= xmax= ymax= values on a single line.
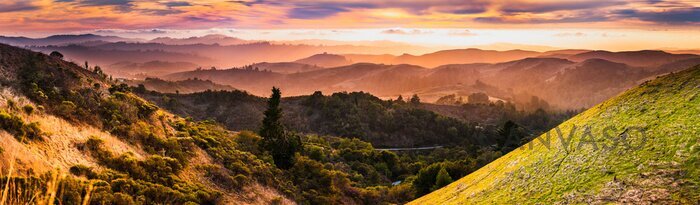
xmin=411 ymin=65 xmax=700 ymax=204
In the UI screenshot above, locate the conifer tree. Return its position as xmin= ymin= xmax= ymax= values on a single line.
xmin=260 ymin=87 xmax=300 ymax=169
xmin=433 ymin=167 xmax=453 ymax=190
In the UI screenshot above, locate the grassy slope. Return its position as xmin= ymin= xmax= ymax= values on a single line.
xmin=0 ymin=44 xmax=291 ymax=204
xmin=411 ymin=66 xmax=700 ymax=204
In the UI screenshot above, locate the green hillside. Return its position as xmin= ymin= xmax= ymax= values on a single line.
xmin=411 ymin=66 xmax=700 ymax=204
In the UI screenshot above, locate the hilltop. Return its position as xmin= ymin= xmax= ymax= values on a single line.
xmin=0 ymin=43 xmax=292 ymax=204
xmin=411 ymin=65 xmax=700 ymax=204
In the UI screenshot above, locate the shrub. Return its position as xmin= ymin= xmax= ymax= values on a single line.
xmin=49 ymin=51 xmax=64 ymax=59
xmin=22 ymin=105 xmax=34 ymax=115
xmin=0 ymin=111 xmax=42 ymax=141
xmin=6 ymin=99 xmax=17 ymax=110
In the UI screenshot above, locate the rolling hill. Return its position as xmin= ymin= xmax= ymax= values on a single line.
xmin=293 ymin=53 xmax=353 ymax=67
xmin=0 ymin=43 xmax=291 ymax=204
xmin=343 ymin=48 xmax=541 ymax=68
xmin=124 ymin=77 xmax=237 ymax=94
xmin=567 ymin=50 xmax=698 ymax=68
xmin=107 ymin=60 xmax=199 ymax=78
xmin=250 ymin=62 xmax=325 ymax=74
xmin=149 ymin=34 xmax=250 ymax=45
xmin=164 ymin=57 xmax=664 ymax=110
xmin=0 ymin=34 xmax=138 ymax=46
xmin=411 ymin=65 xmax=700 ymax=204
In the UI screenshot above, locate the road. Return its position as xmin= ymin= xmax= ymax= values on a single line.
xmin=375 ymin=146 xmax=444 ymax=151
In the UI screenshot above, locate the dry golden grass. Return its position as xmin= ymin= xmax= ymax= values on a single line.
xmin=0 ymin=89 xmax=146 ymax=174
xmin=1 ymin=88 xmax=293 ymax=204
xmin=178 ymin=147 xmax=295 ymax=205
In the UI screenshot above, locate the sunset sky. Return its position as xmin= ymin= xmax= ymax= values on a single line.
xmin=1 ymin=0 xmax=700 ymax=51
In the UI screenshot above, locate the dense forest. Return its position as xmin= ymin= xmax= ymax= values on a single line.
xmin=134 ymin=85 xmax=579 ymax=201
xmin=0 ymin=45 xmax=578 ymax=204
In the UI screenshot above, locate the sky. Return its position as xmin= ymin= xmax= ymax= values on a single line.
xmin=1 ymin=0 xmax=700 ymax=50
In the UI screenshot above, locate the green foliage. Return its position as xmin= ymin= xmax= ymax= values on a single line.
xmin=413 ymin=161 xmax=475 ymax=196
xmin=0 ymin=110 xmax=42 ymax=141
xmin=109 ymin=83 xmax=130 ymax=94
xmin=6 ymin=99 xmax=17 ymax=110
xmin=82 ymin=136 xmax=220 ymax=204
xmin=22 ymin=104 xmax=34 ymax=115
xmin=432 ymin=167 xmax=453 ymax=191
xmin=260 ymin=87 xmax=300 ymax=169
xmin=303 ymin=92 xmax=477 ymax=147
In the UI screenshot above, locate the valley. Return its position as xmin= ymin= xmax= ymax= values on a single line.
xmin=2 ymin=1 xmax=700 ymax=203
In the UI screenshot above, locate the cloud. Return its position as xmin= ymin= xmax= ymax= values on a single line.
xmin=0 ymin=1 xmax=40 ymax=12
xmin=614 ymin=8 xmax=700 ymax=24
xmin=95 ymin=28 xmax=171 ymax=34
xmin=449 ymin=29 xmax=477 ymax=36
xmin=78 ymin=0 xmax=132 ymax=7
xmin=288 ymin=6 xmax=350 ymax=19
xmin=141 ymin=9 xmax=185 ymax=15
xmin=381 ymin=29 xmax=432 ymax=35
xmin=287 ymin=2 xmax=376 ymax=19
xmin=501 ymin=1 xmax=626 ymax=14
xmin=283 ymin=0 xmax=489 ymax=19
xmin=475 ymin=10 xmax=610 ymax=24
xmin=75 ymin=0 xmax=134 ymax=12
xmin=554 ymin=32 xmax=586 ymax=37
xmin=164 ymin=1 xmax=191 ymax=7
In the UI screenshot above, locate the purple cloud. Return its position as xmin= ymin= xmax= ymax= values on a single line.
xmin=0 ymin=1 xmax=40 ymax=12
xmin=501 ymin=1 xmax=626 ymax=14
xmin=614 ymin=8 xmax=700 ymax=24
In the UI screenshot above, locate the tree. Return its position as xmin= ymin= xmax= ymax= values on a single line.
xmin=496 ymin=120 xmax=529 ymax=153
xmin=467 ymin=92 xmax=489 ymax=104
xmin=396 ymin=95 xmax=404 ymax=103
xmin=260 ymin=87 xmax=300 ymax=169
xmin=49 ymin=51 xmax=63 ymax=59
xmin=432 ymin=167 xmax=453 ymax=191
xmin=410 ymin=94 xmax=420 ymax=105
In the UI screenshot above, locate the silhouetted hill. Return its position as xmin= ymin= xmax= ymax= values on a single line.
xmin=568 ymin=50 xmax=698 ymax=67
xmin=149 ymin=34 xmax=250 ymax=45
xmin=0 ymin=34 xmax=137 ymax=46
xmin=294 ymin=53 xmax=353 ymax=67
xmin=30 ymin=41 xmax=432 ymax=68
xmin=344 ymin=48 xmax=541 ymax=68
xmin=107 ymin=60 xmax=199 ymax=78
xmin=251 ymin=62 xmax=326 ymax=74
xmin=124 ymin=77 xmax=236 ymax=94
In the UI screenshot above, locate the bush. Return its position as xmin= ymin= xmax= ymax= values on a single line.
xmin=6 ymin=99 xmax=17 ymax=110
xmin=0 ymin=111 xmax=42 ymax=141
xmin=22 ymin=105 xmax=34 ymax=115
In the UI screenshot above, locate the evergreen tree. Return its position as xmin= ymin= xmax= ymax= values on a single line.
xmin=432 ymin=167 xmax=453 ymax=191
xmin=410 ymin=94 xmax=420 ymax=105
xmin=396 ymin=95 xmax=404 ymax=103
xmin=260 ymin=87 xmax=300 ymax=169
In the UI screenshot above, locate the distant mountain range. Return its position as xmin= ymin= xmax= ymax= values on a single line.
xmin=163 ymin=50 xmax=700 ymax=110
xmin=149 ymin=34 xmax=251 ymax=45
xmin=6 ymin=33 xmax=700 ymax=111
xmin=0 ymin=34 xmax=139 ymax=46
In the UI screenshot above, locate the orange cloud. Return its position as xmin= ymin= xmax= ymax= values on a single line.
xmin=0 ymin=0 xmax=699 ymax=33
